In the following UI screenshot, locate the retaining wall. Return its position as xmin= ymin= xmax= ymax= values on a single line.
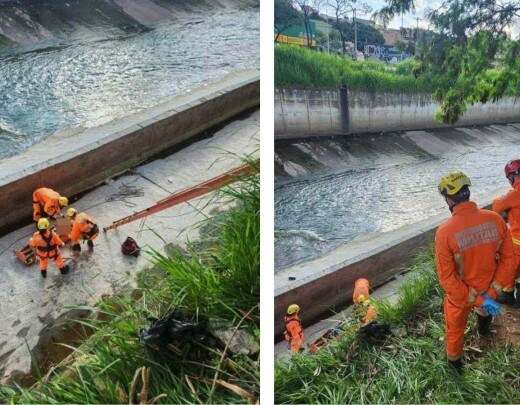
xmin=0 ymin=70 xmax=259 ymax=232
xmin=275 ymin=87 xmax=520 ymax=139
xmin=274 ymin=190 xmax=505 ymax=339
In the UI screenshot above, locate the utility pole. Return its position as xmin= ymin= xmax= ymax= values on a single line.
xmin=353 ymin=7 xmax=357 ymax=58
xmin=415 ymin=17 xmax=420 ymax=43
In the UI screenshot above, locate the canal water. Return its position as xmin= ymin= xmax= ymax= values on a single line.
xmin=275 ymin=124 xmax=520 ymax=271
xmin=0 ymin=6 xmax=259 ymax=159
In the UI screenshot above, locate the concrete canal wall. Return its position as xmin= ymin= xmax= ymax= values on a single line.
xmin=274 ymin=87 xmax=520 ymax=139
xmin=274 ymin=188 xmax=506 ymax=339
xmin=0 ymin=70 xmax=259 ymax=233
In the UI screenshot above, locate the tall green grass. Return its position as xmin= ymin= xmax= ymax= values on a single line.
xmin=275 ymin=248 xmax=520 ymax=404
xmin=274 ymin=45 xmax=443 ymax=92
xmin=0 ymin=161 xmax=260 ymax=404
xmin=150 ymin=159 xmax=260 ymax=325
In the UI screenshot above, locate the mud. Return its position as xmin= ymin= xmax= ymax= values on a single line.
xmin=493 ymin=306 xmax=520 ymax=347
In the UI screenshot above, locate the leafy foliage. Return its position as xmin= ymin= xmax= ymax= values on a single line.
xmin=378 ymin=0 xmax=520 ymax=123
xmin=275 ymin=0 xmax=300 ymax=40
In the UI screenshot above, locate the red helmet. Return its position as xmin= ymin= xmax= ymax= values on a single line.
xmin=505 ymin=159 xmax=520 ymax=183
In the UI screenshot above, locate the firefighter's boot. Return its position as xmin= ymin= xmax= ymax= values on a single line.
xmin=477 ymin=314 xmax=492 ymax=336
xmin=60 ymin=265 xmax=70 ymax=275
xmin=497 ymin=290 xmax=516 ymax=306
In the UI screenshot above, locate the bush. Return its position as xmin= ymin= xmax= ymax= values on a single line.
xmin=274 ymin=45 xmax=442 ymax=93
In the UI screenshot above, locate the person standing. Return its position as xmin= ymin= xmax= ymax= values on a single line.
xmin=284 ymin=304 xmax=304 ymax=354
xmin=29 ymin=218 xmax=70 ymax=278
xmin=436 ymin=171 xmax=516 ymax=372
xmin=492 ymin=159 xmax=520 ymax=306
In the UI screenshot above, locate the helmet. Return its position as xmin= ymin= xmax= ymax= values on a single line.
xmin=505 ymin=160 xmax=520 ymax=183
xmin=37 ymin=218 xmax=50 ymax=230
xmin=66 ymin=207 xmax=77 ymax=218
xmin=438 ymin=171 xmax=471 ymax=196
xmin=58 ymin=196 xmax=69 ymax=207
xmin=357 ymin=294 xmax=368 ymax=304
xmin=287 ymin=304 xmax=300 ymax=315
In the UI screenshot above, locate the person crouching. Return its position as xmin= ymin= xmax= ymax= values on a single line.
xmin=67 ymin=208 xmax=99 ymax=253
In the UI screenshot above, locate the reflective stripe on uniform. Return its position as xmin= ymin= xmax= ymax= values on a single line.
xmin=512 ymin=237 xmax=520 ymax=246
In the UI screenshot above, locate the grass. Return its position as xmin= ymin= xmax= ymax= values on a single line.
xmin=0 ymin=160 xmax=260 ymax=404
xmin=274 ymin=45 xmax=444 ymax=92
xmin=275 ymin=249 xmax=520 ymax=404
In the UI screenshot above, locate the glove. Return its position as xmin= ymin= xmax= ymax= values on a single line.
xmin=481 ymin=294 xmax=501 ymax=316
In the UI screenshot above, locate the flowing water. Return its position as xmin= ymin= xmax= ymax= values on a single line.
xmin=0 ymin=6 xmax=259 ymax=159
xmin=275 ymin=124 xmax=520 ymax=271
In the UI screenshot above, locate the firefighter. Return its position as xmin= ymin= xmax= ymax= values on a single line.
xmin=353 ymin=278 xmax=377 ymax=325
xmin=33 ymin=187 xmax=68 ymax=221
xmin=66 ymin=208 xmax=99 ymax=252
xmin=492 ymin=159 xmax=520 ymax=306
xmin=284 ymin=304 xmax=304 ymax=354
xmin=29 ymin=218 xmax=70 ymax=278
xmin=436 ymin=171 xmax=516 ymax=372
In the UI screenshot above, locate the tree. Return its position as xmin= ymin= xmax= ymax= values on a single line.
xmin=275 ymin=0 xmax=300 ymax=42
xmin=294 ymin=0 xmax=323 ymax=48
xmin=327 ymin=0 xmax=349 ymax=53
xmin=327 ymin=0 xmax=372 ymax=53
xmin=376 ymin=0 xmax=520 ymax=123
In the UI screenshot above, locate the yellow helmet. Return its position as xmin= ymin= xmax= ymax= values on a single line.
xmin=58 ymin=196 xmax=69 ymax=207
xmin=438 ymin=171 xmax=471 ymax=196
xmin=287 ymin=304 xmax=300 ymax=315
xmin=66 ymin=207 xmax=77 ymax=218
xmin=357 ymin=294 xmax=368 ymax=304
xmin=37 ymin=218 xmax=50 ymax=230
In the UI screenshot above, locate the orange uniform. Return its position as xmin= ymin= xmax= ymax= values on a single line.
xmin=33 ymin=188 xmax=62 ymax=221
xmin=284 ymin=314 xmax=304 ymax=354
xmin=29 ymin=230 xmax=65 ymax=272
xmin=353 ymin=278 xmax=377 ymax=325
xmin=492 ymin=180 xmax=520 ymax=283
xmin=435 ymin=201 xmax=516 ymax=360
xmin=69 ymin=212 xmax=98 ymax=244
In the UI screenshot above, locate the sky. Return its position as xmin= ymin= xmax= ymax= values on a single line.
xmin=325 ymin=0 xmax=519 ymax=36
xmin=342 ymin=0 xmax=442 ymax=29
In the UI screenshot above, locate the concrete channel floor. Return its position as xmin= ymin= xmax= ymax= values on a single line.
xmin=0 ymin=110 xmax=259 ymax=383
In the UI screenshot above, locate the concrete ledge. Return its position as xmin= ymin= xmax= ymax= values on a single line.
xmin=274 ymin=188 xmax=506 ymax=339
xmin=0 ymin=69 xmax=259 ymax=232
xmin=275 ymin=87 xmax=520 ymax=139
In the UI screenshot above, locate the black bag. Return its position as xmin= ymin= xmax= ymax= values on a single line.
xmin=121 ymin=236 xmax=140 ymax=257
xmin=139 ymin=310 xmax=219 ymax=359
xmin=357 ymin=321 xmax=391 ymax=344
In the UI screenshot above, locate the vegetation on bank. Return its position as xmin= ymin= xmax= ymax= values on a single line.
xmin=274 ymin=45 xmax=443 ymax=93
xmin=0 ymin=160 xmax=260 ymax=404
xmin=275 ymin=249 xmax=520 ymax=404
